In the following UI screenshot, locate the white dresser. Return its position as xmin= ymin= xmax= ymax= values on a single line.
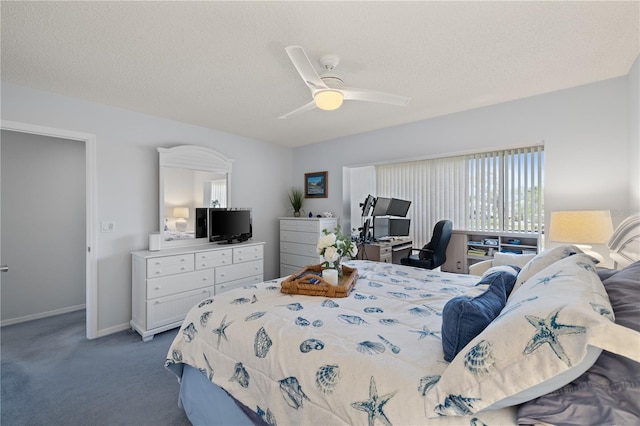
xmin=279 ymin=217 xmax=338 ymax=277
xmin=131 ymin=241 xmax=264 ymax=341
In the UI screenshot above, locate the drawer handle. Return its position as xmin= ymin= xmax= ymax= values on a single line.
xmin=154 ymin=300 xmax=161 ymax=305
xmin=155 ymin=286 xmax=161 ymax=290
xmin=155 ymin=271 xmax=161 ymax=275
xmin=202 ymin=277 xmax=208 ymax=281
xmin=180 ymin=267 xmax=186 ymax=271
xmin=220 ymin=273 xmax=225 ymax=277
xmin=201 ymin=263 xmax=207 ymax=267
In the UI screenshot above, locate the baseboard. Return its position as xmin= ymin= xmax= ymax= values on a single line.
xmin=1 ymin=304 xmax=86 ymax=327
xmin=96 ymin=322 xmax=131 ymax=338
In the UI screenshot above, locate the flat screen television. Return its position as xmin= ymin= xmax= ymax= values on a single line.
xmin=386 ymin=198 xmax=411 ymax=217
xmin=209 ymin=208 xmax=252 ymax=244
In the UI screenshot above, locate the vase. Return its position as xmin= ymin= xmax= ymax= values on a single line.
xmin=332 ymin=259 xmax=343 ymax=278
xmin=294 ymin=211 xmax=301 ymax=217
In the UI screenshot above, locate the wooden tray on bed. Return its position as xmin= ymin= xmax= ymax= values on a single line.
xmin=280 ymin=264 xmax=358 ymax=298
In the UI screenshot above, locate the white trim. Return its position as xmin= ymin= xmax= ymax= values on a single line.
xmin=0 ymin=304 xmax=85 ymax=327
xmin=0 ymin=120 xmax=99 ymax=339
xmin=96 ymin=322 xmax=131 ymax=338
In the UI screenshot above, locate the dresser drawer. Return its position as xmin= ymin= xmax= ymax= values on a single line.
xmin=280 ymin=219 xmax=320 ymax=233
xmin=280 ymin=264 xmax=300 ymax=278
xmin=280 ymin=241 xmax=318 ymax=257
xmin=216 ymin=259 xmax=263 ymax=284
xmin=147 ymin=269 xmax=215 ymax=299
xmin=379 ymin=246 xmax=392 ymax=255
xmin=195 ymin=249 xmax=232 ymax=270
xmin=280 ymin=218 xmax=337 ymax=233
xmin=147 ymin=254 xmax=194 ymax=278
xmin=280 ymin=252 xmax=321 ymax=269
xmin=280 ymin=230 xmax=320 ymax=245
xmin=233 ymin=245 xmax=264 ymax=263
xmin=146 ymin=286 xmax=214 ymax=330
xmin=216 ymin=274 xmax=263 ymax=295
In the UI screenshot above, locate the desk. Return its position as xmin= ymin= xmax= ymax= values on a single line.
xmin=357 ymin=239 xmax=413 ymax=264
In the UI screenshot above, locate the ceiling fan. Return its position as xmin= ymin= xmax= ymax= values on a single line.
xmin=279 ymin=45 xmax=411 ymax=119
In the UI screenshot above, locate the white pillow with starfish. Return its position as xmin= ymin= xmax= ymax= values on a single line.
xmin=423 ymin=253 xmax=640 ymax=417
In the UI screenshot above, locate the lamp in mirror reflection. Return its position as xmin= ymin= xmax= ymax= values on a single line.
xmin=548 ymin=210 xmax=614 ymax=263
xmin=173 ymin=207 xmax=190 ymax=232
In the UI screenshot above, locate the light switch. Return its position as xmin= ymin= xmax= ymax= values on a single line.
xmin=101 ymin=221 xmax=115 ymax=232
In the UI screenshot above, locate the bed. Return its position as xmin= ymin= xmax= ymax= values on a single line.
xmin=165 ymin=215 xmax=640 ymax=425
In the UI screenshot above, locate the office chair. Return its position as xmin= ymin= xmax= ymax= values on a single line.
xmin=401 ymin=220 xmax=453 ymax=270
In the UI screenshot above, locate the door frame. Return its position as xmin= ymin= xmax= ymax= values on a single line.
xmin=1 ymin=120 xmax=98 ymax=339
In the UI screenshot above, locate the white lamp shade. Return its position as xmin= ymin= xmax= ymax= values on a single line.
xmin=314 ymin=89 xmax=344 ymax=111
xmin=173 ymin=207 xmax=189 ymax=219
xmin=548 ymin=210 xmax=613 ymax=244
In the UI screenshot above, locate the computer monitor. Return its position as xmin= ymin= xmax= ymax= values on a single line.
xmin=360 ymin=195 xmax=375 ymax=217
xmin=371 ymin=197 xmax=391 ymax=216
xmin=373 ymin=217 xmax=411 ymax=240
xmin=389 ymin=218 xmax=411 ymax=236
xmin=386 ymin=198 xmax=411 ymax=217
xmin=373 ymin=217 xmax=390 ymax=240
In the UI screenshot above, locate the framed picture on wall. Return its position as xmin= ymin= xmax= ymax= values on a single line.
xmin=305 ymin=171 xmax=328 ymax=198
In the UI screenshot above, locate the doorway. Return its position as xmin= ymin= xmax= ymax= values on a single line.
xmin=0 ymin=120 xmax=97 ymax=339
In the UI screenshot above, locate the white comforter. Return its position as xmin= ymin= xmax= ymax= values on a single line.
xmin=166 ymin=260 xmax=516 ymax=425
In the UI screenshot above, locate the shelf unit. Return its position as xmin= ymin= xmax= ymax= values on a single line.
xmin=442 ymin=230 xmax=540 ymax=274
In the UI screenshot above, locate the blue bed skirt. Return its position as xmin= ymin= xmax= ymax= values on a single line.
xmin=179 ymin=364 xmax=267 ymax=426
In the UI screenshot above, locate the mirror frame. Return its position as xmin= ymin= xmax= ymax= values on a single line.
xmin=158 ymin=145 xmax=233 ymax=249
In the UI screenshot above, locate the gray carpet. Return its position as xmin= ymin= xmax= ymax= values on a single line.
xmin=1 ymin=310 xmax=191 ymax=425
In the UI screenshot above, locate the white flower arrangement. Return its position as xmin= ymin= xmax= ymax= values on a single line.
xmin=316 ymin=226 xmax=358 ymax=269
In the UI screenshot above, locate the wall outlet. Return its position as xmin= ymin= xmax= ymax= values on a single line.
xmin=101 ymin=221 xmax=115 ymax=233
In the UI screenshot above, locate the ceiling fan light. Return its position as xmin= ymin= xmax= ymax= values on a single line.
xmin=314 ymin=89 xmax=344 ymax=111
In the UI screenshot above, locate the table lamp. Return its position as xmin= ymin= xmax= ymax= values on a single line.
xmin=173 ymin=207 xmax=189 ymax=232
xmin=548 ymin=210 xmax=613 ymax=263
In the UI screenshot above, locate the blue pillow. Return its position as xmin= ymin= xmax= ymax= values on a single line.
xmin=441 ymin=270 xmax=518 ymax=362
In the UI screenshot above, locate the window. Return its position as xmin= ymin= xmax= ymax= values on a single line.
xmin=376 ymin=146 xmax=544 ymax=248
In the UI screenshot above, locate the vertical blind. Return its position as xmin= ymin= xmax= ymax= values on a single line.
xmin=210 ymin=179 xmax=227 ymax=207
xmin=376 ymin=146 xmax=544 ymax=248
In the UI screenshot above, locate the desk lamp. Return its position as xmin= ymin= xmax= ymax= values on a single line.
xmin=548 ymin=210 xmax=613 ymax=263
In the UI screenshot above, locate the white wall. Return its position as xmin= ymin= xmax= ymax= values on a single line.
xmin=1 ymin=82 xmax=293 ymax=336
xmin=348 ymin=166 xmax=376 ymax=234
xmin=293 ymin=71 xmax=638 ymax=264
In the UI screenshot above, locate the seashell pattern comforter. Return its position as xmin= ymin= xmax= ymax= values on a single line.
xmin=165 ymin=260 xmax=517 ymax=425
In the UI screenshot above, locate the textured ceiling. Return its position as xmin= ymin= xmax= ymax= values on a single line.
xmin=1 ymin=1 xmax=638 ymax=147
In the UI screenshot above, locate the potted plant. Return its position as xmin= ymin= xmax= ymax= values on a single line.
xmin=288 ymin=187 xmax=304 ymax=217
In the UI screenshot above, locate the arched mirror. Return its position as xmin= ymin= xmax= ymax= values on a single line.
xmin=158 ymin=145 xmax=233 ymax=249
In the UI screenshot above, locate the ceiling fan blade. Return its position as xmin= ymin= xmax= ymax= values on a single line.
xmin=285 ymin=46 xmax=327 ymax=91
xmin=342 ymin=87 xmax=411 ymax=106
xmin=278 ymin=100 xmax=317 ymax=119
